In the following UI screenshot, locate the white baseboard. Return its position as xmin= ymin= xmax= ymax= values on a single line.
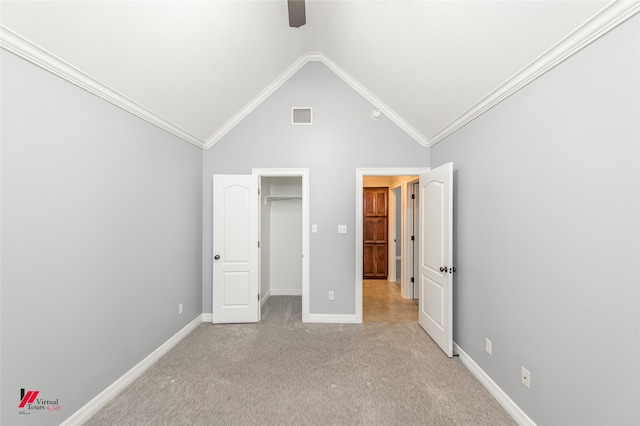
xmin=261 ymin=289 xmax=271 ymax=306
xmin=454 ymin=343 xmax=536 ymax=426
xmin=269 ymin=288 xmax=302 ymax=296
xmin=61 ymin=315 xmax=203 ymax=425
xmin=202 ymin=313 xmax=212 ymax=322
xmin=305 ymin=313 xmax=359 ymax=323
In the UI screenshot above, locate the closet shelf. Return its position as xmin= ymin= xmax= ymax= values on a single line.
xmin=265 ymin=196 xmax=302 ymax=205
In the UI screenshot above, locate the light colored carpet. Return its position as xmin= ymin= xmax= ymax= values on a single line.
xmin=85 ymin=297 xmax=515 ymax=425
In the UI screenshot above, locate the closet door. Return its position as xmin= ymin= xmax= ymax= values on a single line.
xmin=363 ymin=188 xmax=388 ymax=279
xmin=212 ymin=174 xmax=259 ymax=323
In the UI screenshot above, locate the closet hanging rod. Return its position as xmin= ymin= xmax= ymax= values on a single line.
xmin=265 ymin=196 xmax=302 ymax=204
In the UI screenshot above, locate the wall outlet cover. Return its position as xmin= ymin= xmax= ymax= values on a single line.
xmin=521 ymin=367 xmax=531 ymax=389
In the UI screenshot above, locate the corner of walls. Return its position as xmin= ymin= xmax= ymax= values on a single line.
xmin=454 ymin=344 xmax=536 ymax=426
xmin=60 ymin=315 xmax=204 ymax=425
xmin=1 ymin=48 xmax=203 ymax=425
xmin=431 ymin=14 xmax=640 ymax=425
xmin=202 ymin=60 xmax=428 ymax=316
xmin=0 ymin=25 xmax=206 ymax=149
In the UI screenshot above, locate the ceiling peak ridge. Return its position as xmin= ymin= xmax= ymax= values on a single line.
xmin=204 ymin=51 xmax=429 ymax=149
xmin=427 ymin=0 xmax=640 ymax=147
xmin=0 ymin=25 xmax=205 ymax=149
xmin=203 ymin=52 xmax=311 ymax=149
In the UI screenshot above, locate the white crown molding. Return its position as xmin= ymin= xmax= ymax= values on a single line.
xmin=454 ymin=343 xmax=537 ymax=426
xmin=203 ymin=53 xmax=311 ymax=149
xmin=5 ymin=0 xmax=635 ymax=152
xmin=312 ymin=53 xmax=429 ymax=148
xmin=0 ymin=25 xmax=206 ymax=149
xmin=204 ymin=51 xmax=430 ymax=149
xmin=427 ymin=0 xmax=640 ymax=147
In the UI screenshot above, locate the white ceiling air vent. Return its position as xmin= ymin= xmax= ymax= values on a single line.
xmin=292 ymin=107 xmax=312 ymax=125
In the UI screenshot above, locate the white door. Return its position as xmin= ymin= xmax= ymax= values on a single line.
xmin=418 ymin=163 xmax=453 ymax=357
xmin=212 ymin=174 xmax=259 ymax=323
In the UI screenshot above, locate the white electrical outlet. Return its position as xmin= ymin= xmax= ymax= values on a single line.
xmin=485 ymin=338 xmax=492 ymax=355
xmin=178 ymin=303 xmax=184 ymax=315
xmin=312 ymin=224 xmax=318 ymax=233
xmin=521 ymin=367 xmax=531 ymax=389
xmin=338 ymin=225 xmax=347 ymax=234
xmin=328 ymin=291 xmax=335 ymax=300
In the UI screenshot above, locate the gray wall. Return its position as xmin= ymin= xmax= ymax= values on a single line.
xmin=1 ymin=51 xmax=203 ymax=425
xmin=431 ymin=16 xmax=639 ymax=426
xmin=203 ymin=61 xmax=428 ymax=315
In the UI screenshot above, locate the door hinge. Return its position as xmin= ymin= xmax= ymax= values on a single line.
xmin=258 ymin=188 xmax=260 ymax=195
xmin=411 ymin=236 xmax=415 ymax=241
xmin=258 ymin=241 xmax=260 ymax=248
xmin=258 ymin=293 xmax=260 ymax=300
xmin=410 ymin=277 xmax=414 ymax=283
xmin=411 ymin=194 xmax=415 ymax=199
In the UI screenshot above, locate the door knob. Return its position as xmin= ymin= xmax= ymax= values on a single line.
xmin=214 ymin=255 xmax=220 ymax=260
xmin=439 ymin=266 xmax=448 ymax=273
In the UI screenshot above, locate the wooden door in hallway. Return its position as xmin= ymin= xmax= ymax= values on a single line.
xmin=363 ymin=187 xmax=388 ymax=279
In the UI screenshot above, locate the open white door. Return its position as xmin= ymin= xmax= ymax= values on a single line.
xmin=212 ymin=174 xmax=259 ymax=323
xmin=418 ymin=163 xmax=453 ymax=357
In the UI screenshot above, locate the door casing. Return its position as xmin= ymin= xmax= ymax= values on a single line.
xmin=254 ymin=168 xmax=310 ymax=322
xmin=355 ymin=167 xmax=429 ymax=323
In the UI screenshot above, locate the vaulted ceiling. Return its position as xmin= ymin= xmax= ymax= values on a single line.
xmin=1 ymin=1 xmax=630 ymax=149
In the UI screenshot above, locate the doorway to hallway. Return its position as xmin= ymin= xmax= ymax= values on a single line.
xmin=358 ymin=169 xmax=427 ymax=323
xmin=362 ymin=279 xmax=418 ymax=323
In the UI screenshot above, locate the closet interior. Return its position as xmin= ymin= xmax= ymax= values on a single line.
xmin=260 ymin=176 xmax=303 ymax=304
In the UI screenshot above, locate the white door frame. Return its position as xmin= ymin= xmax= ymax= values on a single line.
xmin=387 ymin=183 xmax=400 ymax=284
xmin=253 ymin=168 xmax=310 ymax=322
xmin=355 ymin=167 xmax=429 ymax=323
xmin=405 ymin=176 xmax=420 ymax=300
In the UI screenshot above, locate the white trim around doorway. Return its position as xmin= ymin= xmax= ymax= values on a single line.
xmin=404 ymin=175 xmax=420 ymax=300
xmin=253 ymin=168 xmax=310 ymax=322
xmin=355 ymin=167 xmax=429 ymax=323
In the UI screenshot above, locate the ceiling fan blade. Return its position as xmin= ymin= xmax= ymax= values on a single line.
xmin=288 ymin=0 xmax=306 ymax=28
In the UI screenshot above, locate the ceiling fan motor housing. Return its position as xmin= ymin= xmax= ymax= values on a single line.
xmin=288 ymin=0 xmax=306 ymax=28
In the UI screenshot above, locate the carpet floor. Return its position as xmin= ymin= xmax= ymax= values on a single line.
xmin=85 ymin=296 xmax=515 ymax=425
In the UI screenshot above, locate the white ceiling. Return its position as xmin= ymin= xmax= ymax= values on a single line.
xmin=0 ymin=1 xmax=620 ymax=148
